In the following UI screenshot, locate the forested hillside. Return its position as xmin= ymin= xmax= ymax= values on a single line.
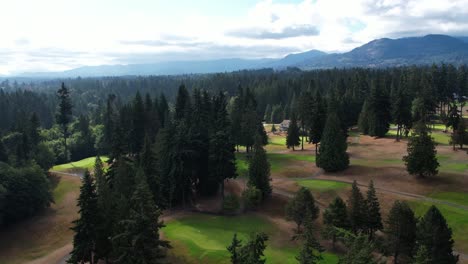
xmin=0 ymin=63 xmax=466 ymax=263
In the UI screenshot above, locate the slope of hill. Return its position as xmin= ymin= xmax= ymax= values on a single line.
xmin=16 ymin=34 xmax=468 ymax=77
xmin=301 ymin=34 xmax=468 ymax=68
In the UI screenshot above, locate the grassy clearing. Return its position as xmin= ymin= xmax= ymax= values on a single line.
xmin=429 ymin=192 xmax=468 ymax=207
xmin=164 ymin=214 xmax=338 ymax=264
xmin=386 ymin=128 xmax=451 ymax=145
xmin=296 ymin=179 xmax=350 ymax=192
xmin=409 ymin=201 xmax=468 ymax=252
xmin=53 ymin=178 xmax=79 ymax=204
xmin=236 ymin=152 xmax=316 ymax=177
xmin=235 ymin=153 xmax=249 ymax=178
xmin=352 ymin=158 xmax=403 ymax=167
xmin=52 ymin=156 xmax=109 ymax=171
xmin=438 ymin=154 xmax=468 ymax=173
xmin=268 ymin=153 xmax=315 ymax=173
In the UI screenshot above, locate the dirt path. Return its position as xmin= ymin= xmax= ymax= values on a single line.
xmin=287 ymin=171 xmax=468 ymax=211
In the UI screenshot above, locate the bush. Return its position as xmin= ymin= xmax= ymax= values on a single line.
xmin=223 ymin=194 xmax=240 ymax=215
xmin=242 ymin=186 xmax=262 ymax=210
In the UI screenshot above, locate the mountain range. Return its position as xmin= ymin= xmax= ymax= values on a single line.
xmin=17 ymin=34 xmax=468 ymax=78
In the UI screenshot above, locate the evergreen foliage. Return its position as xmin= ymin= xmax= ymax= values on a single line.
xmin=112 ymin=169 xmax=170 ymax=264
xmin=248 ymin=136 xmax=271 ymax=200
xmin=365 ymin=180 xmax=383 ymax=238
xmin=385 ymin=201 xmax=417 ymax=264
xmin=323 ymin=196 xmax=350 ymax=248
xmin=286 ymin=112 xmax=300 ymax=150
xmin=348 ymin=181 xmax=366 ymax=233
xmin=285 ymin=187 xmax=319 ymax=232
xmin=403 ymin=123 xmax=439 ymax=178
xmin=316 ymin=111 xmax=349 ymax=172
xmin=416 ymin=206 xmax=458 ymax=264
xmin=68 ymin=170 xmax=98 ymax=264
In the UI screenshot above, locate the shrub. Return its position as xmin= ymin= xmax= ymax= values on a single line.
xmin=242 ymin=186 xmax=262 ymax=210
xmin=223 ymin=194 xmax=240 ymax=215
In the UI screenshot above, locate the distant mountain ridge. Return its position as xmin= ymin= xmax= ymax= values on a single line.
xmin=17 ymin=34 xmax=468 ymax=77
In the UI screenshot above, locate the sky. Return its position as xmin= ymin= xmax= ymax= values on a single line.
xmin=1 ymin=0 xmax=468 ymax=75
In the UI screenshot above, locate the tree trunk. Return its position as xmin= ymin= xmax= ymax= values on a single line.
xmin=396 ymin=125 xmax=400 ymax=142
xmin=393 ymin=251 xmax=399 ymax=264
xmin=301 ymin=125 xmax=304 ymax=151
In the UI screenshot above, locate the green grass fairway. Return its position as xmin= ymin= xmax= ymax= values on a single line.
xmin=53 ymin=178 xmax=80 ymax=204
xmin=268 ymin=153 xmax=315 ymax=173
xmin=164 ymin=214 xmax=338 ymax=264
xmin=235 ymin=153 xmax=249 ymax=178
xmin=409 ymin=201 xmax=468 ymax=252
xmin=52 ymin=156 xmax=109 ymax=171
xmin=296 ymin=179 xmax=350 ymax=192
xmin=429 ymin=192 xmax=468 ymax=207
xmin=236 ymin=152 xmax=315 ymax=177
xmin=386 ymin=129 xmax=451 ymax=145
xmin=437 ymin=155 xmax=468 ymax=173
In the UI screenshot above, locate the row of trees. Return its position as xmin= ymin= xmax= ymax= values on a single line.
xmin=282 ymin=181 xmax=458 ymax=264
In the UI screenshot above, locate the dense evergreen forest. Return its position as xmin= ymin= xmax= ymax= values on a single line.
xmin=0 ymin=64 xmax=465 ymax=263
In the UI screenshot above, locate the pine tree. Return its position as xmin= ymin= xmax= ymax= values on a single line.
xmin=227 ymin=233 xmax=242 ymax=264
xmin=28 ymin=113 xmax=41 ymax=149
xmin=348 ymin=181 xmax=365 ymax=233
xmin=0 ymin=139 xmax=8 ymax=163
xmin=264 ymin=104 xmax=272 ymax=123
xmin=207 ymin=92 xmax=237 ymax=197
xmin=298 ymin=91 xmax=314 ymax=151
xmin=365 ymin=180 xmax=383 ymax=238
xmin=358 ymin=100 xmax=370 ymax=135
xmin=296 ymin=211 xmax=323 ymax=264
xmin=403 ymin=123 xmax=439 ymax=178
xmin=285 ymin=187 xmax=320 ymax=233
xmin=68 ymin=170 xmax=98 ymax=264
xmin=309 ymin=89 xmax=326 ymax=154
xmin=367 ymin=80 xmax=391 ymax=137
xmin=416 ymin=205 xmax=458 ymax=264
xmin=130 ymin=92 xmax=145 ymax=154
xmin=339 ymin=233 xmax=378 ymax=264
xmin=316 ymin=112 xmax=349 ymax=172
xmin=56 ymin=82 xmax=73 ymax=161
xmin=94 ymin=156 xmax=113 ymax=262
xmin=452 ymin=118 xmax=466 ymax=149
xmin=271 ymin=124 xmax=277 ymax=133
xmin=112 ymin=169 xmax=170 ymax=264
xmin=208 ymin=129 xmax=237 ymax=197
xmin=238 ymin=232 xmax=269 ymax=264
xmin=412 ymin=246 xmax=431 ymax=264
xmin=140 ymin=135 xmax=163 ymax=207
xmin=391 ymin=79 xmax=412 ymax=141
xmin=286 ymin=112 xmax=300 ymax=150
xmin=323 ymin=197 xmax=349 ymax=248
xmin=385 ymin=201 xmax=417 ymax=264
xmin=175 ymin=84 xmax=191 ymax=120
xmin=248 ymin=136 xmax=271 ymax=200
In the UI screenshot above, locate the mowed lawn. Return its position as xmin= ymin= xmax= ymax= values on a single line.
xmin=429 ymin=192 xmax=468 ymax=207
xmin=52 ymin=156 xmax=109 ymax=171
xmin=409 ymin=201 xmax=468 ymax=253
xmin=296 ymin=179 xmax=349 ymax=192
xmin=386 ymin=128 xmax=451 ymax=145
xmin=164 ymin=214 xmax=338 ymax=264
xmin=236 ymin=152 xmax=316 ymax=178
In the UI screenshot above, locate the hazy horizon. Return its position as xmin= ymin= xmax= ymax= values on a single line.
xmin=2 ymin=0 xmax=468 ymax=75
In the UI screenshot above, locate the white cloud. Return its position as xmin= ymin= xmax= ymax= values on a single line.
xmin=1 ymin=0 xmax=468 ymax=74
